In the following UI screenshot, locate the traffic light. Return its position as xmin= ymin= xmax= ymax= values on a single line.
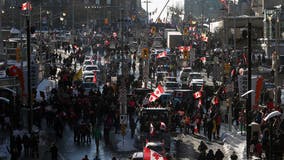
xmin=183 ymin=49 xmax=189 ymax=60
xmin=142 ymin=48 xmax=149 ymax=59
xmin=16 ymin=47 xmax=21 ymax=62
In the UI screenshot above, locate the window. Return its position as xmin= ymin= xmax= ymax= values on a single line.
xmin=106 ymin=0 xmax=111 ymax=5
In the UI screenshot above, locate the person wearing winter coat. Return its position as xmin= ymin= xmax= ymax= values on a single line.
xmin=50 ymin=143 xmax=58 ymax=160
xmin=230 ymin=151 xmax=238 ymax=160
xmin=215 ymin=149 xmax=224 ymax=160
xmin=206 ymin=149 xmax=215 ymax=160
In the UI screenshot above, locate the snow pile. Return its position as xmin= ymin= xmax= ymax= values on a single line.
xmin=221 ymin=131 xmax=246 ymax=159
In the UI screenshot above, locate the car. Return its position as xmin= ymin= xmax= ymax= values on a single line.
xmin=164 ymin=81 xmax=180 ymax=92
xmin=163 ymin=76 xmax=177 ymax=83
xmin=189 ymin=80 xmax=204 ymax=91
xmin=187 ymin=72 xmax=205 ymax=86
xmin=81 ymin=82 xmax=98 ymax=95
xmin=159 ymin=93 xmax=173 ymax=106
xmin=129 ymin=152 xmax=143 ymax=160
xmin=83 ymin=65 xmax=100 ymax=75
xmin=172 ymin=89 xmax=194 ymax=109
xmin=156 ymin=71 xmax=169 ymax=83
xmin=179 ymin=67 xmax=192 ymax=82
xmin=83 ymin=60 xmax=94 ymax=66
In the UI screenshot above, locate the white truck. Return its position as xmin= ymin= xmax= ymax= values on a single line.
xmin=166 ymin=31 xmax=183 ymax=49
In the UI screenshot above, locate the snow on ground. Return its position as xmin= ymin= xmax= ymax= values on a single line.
xmin=222 ymin=130 xmax=246 ymax=159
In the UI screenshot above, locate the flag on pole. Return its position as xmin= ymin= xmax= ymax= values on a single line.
xmin=149 ymin=93 xmax=158 ymax=102
xmin=153 ymin=84 xmax=165 ymax=97
xmin=156 ymin=51 xmax=167 ymax=58
xmin=21 ymin=2 xmax=32 ymax=11
xmin=219 ymin=0 xmax=228 ymax=10
xmin=73 ymin=68 xmax=82 ymax=81
xmin=211 ymin=96 xmax=219 ymax=105
xmin=193 ymin=91 xmax=202 ymax=99
xmin=143 ymin=147 xmax=168 ymax=160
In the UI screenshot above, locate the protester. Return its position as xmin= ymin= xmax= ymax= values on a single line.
xmin=50 ymin=143 xmax=58 ymax=160
xmin=230 ymin=151 xmax=238 ymax=160
xmin=215 ymin=149 xmax=225 ymax=160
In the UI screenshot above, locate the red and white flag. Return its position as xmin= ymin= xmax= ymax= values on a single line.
xmin=193 ymin=91 xmax=202 ymax=99
xmin=156 ymin=51 xmax=167 ymax=58
xmin=21 ymin=2 xmax=32 ymax=11
xmin=149 ymin=93 xmax=158 ymax=102
xmin=211 ymin=96 xmax=219 ymax=105
xmin=93 ymin=72 xmax=97 ymax=84
xmin=201 ymin=34 xmax=208 ymax=42
xmin=219 ymin=0 xmax=228 ymax=10
xmin=143 ymin=147 xmax=168 ymax=160
xmin=153 ymin=85 xmax=165 ymax=97
xmin=200 ymin=57 xmax=206 ymax=64
xmin=150 ymin=123 xmax=155 ymax=136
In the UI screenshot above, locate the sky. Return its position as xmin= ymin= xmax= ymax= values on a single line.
xmin=141 ymin=0 xmax=184 ymax=22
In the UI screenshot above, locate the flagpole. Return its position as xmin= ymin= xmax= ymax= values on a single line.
xmin=25 ymin=1 xmax=32 ymax=134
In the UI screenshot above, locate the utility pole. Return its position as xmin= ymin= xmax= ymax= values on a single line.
xmin=143 ymin=0 xmax=151 ymax=24
xmin=246 ymin=22 xmax=252 ymax=159
xmin=0 ymin=1 xmax=3 ymax=55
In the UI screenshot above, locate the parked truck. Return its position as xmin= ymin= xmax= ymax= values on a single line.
xmin=166 ymin=31 xmax=183 ymax=49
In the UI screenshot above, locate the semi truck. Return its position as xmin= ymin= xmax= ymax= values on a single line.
xmin=166 ymin=31 xmax=183 ymax=49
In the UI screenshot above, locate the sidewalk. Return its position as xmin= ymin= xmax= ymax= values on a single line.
xmin=175 ymin=123 xmax=246 ymax=160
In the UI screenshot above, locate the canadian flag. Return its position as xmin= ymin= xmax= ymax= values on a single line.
xmin=93 ymin=71 xmax=97 ymax=84
xmin=149 ymin=93 xmax=158 ymax=102
xmin=153 ymin=85 xmax=165 ymax=97
xmin=143 ymin=147 xmax=168 ymax=160
xmin=200 ymin=57 xmax=206 ymax=64
xmin=178 ymin=46 xmax=192 ymax=52
xmin=193 ymin=91 xmax=202 ymax=99
xmin=211 ymin=96 xmax=219 ymax=105
xmin=21 ymin=2 xmax=32 ymax=11
xmin=150 ymin=123 xmax=155 ymax=136
xmin=156 ymin=51 xmax=167 ymax=58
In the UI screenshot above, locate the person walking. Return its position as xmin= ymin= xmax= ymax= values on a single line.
xmin=82 ymin=155 xmax=89 ymax=160
xmin=50 ymin=143 xmax=58 ymax=160
xmin=130 ymin=118 xmax=136 ymax=139
xmin=215 ymin=149 xmax=224 ymax=160
xmin=206 ymin=149 xmax=215 ymax=160
xmin=93 ymin=125 xmax=101 ymax=153
xmin=207 ymin=116 xmax=213 ymax=141
xmin=230 ymin=151 xmax=238 ymax=160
